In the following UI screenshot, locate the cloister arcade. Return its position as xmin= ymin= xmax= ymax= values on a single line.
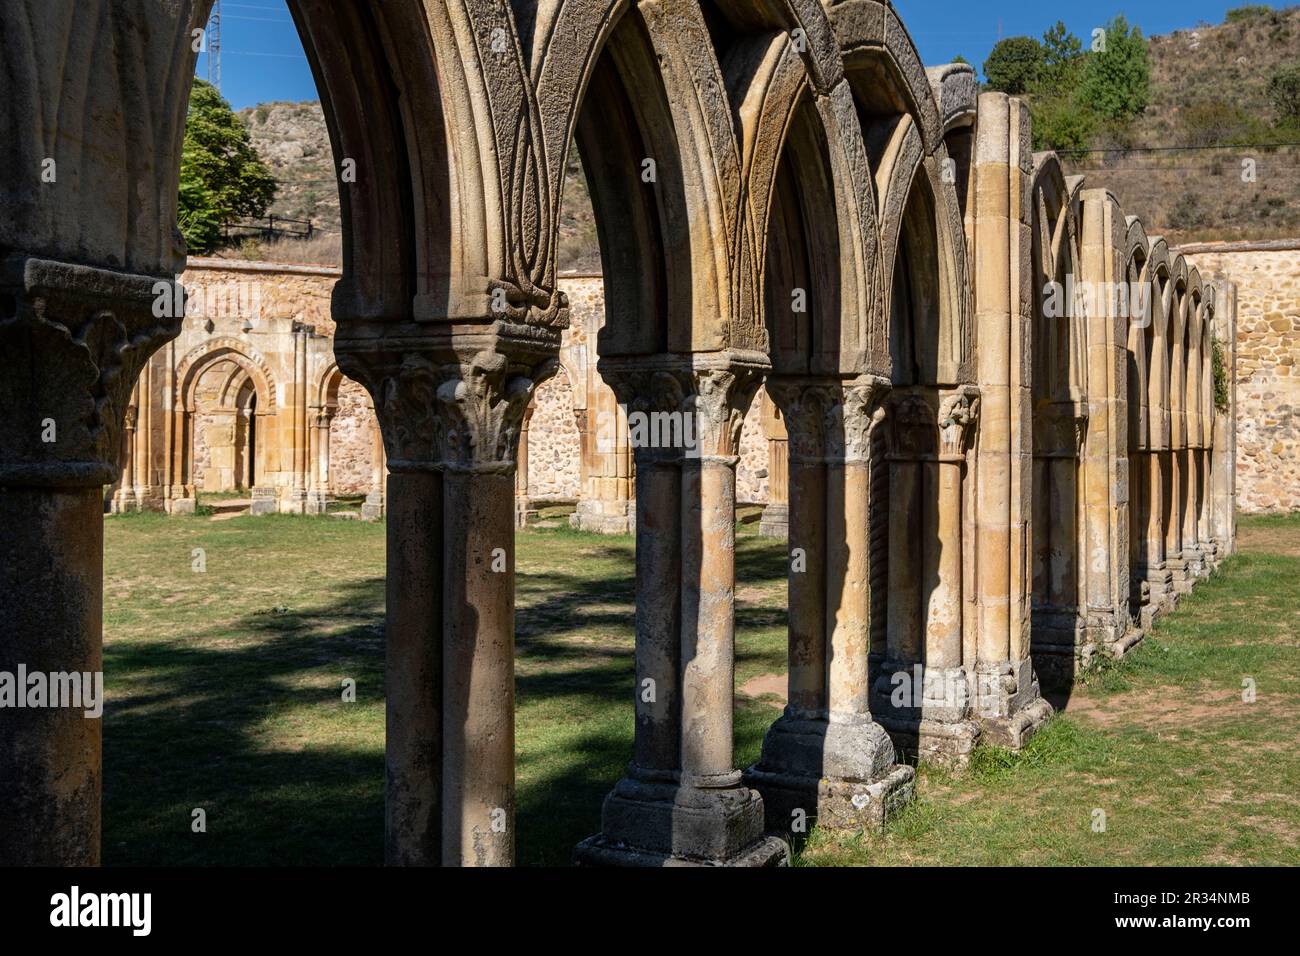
xmin=0 ymin=0 xmax=1235 ymax=867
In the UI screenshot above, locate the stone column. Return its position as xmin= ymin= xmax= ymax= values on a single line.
xmin=362 ymin=403 xmax=387 ymax=520
xmin=969 ymin=93 xmax=1052 ymax=751
xmin=571 ymin=376 xmax=634 ymax=533
xmin=747 ymin=378 xmax=913 ymax=835
xmin=282 ymin=326 xmax=310 ymax=514
xmin=1210 ymin=282 xmax=1238 ymax=559
xmin=1143 ymin=450 xmax=1174 ymax=625
xmin=0 ymin=256 xmax=183 ymax=864
xmin=514 ymin=406 xmax=536 ymax=528
xmin=339 ymin=337 xmax=559 ymax=867
xmin=1080 ymin=189 xmax=1132 ymax=657
xmin=1166 ymin=449 xmax=1189 ymax=594
xmin=577 ymin=355 xmax=787 ymax=867
xmin=112 ymin=402 xmax=139 ymax=513
xmin=758 ymin=389 xmax=789 ymax=538
xmin=306 ymin=408 xmax=332 ymax=515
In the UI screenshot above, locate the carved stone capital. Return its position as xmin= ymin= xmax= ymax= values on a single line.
xmin=938 ymin=386 xmax=981 ymax=456
xmin=338 ymin=334 xmax=558 ymax=474
xmin=599 ymin=352 xmax=768 ymax=461
xmin=765 ymin=379 xmax=831 ymax=464
xmin=767 ymin=376 xmax=890 ymax=464
xmin=0 ymin=255 xmax=182 ymax=487
xmin=826 ymin=379 xmax=891 ymax=463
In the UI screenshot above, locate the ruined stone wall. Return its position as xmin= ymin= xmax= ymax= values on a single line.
xmin=164 ymin=265 xmax=785 ymax=511
xmin=330 ymin=377 xmax=375 ymax=494
xmin=1183 ymin=241 xmax=1300 ymax=513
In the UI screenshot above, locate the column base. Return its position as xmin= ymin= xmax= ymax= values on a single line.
xmin=1167 ymin=555 xmax=1192 ymax=594
xmin=515 ymin=497 xmax=537 ymax=529
xmin=361 ymin=491 xmax=385 ymax=520
xmin=974 ymin=659 xmax=1054 ymax=750
xmin=250 ymin=487 xmax=279 ymax=516
xmin=574 ymin=774 xmax=787 ymax=867
xmin=305 ymin=492 xmax=329 ymax=516
xmin=871 ymin=663 xmax=980 ymax=767
xmin=1105 ymin=622 xmax=1146 ymax=660
xmin=110 ymin=494 xmax=139 ymax=514
xmin=168 ymin=497 xmax=197 ymax=515
xmin=569 ymin=500 xmax=634 ymax=535
xmin=745 ymin=714 xmax=913 ymax=835
xmin=757 ymin=503 xmax=789 ymax=539
xmin=1030 ymin=606 xmax=1091 ymax=691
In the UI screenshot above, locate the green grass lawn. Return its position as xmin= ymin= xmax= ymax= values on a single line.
xmin=101 ymin=509 xmax=1298 ymax=866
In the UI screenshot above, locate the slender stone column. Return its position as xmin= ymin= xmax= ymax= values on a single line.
xmin=571 ymin=376 xmax=634 ymax=533
xmin=338 ymin=333 xmax=561 ymax=868
xmin=578 ymin=354 xmax=787 ymax=866
xmin=514 ymin=407 xmax=536 ymax=528
xmin=113 ymin=403 xmax=139 ymax=513
xmin=362 ymin=403 xmax=387 ymax=520
xmin=969 ymin=93 xmax=1052 ymax=750
xmin=1209 ymin=282 xmax=1238 ymax=558
xmin=0 ymin=256 xmax=183 ymax=864
xmin=1167 ymin=449 xmax=1189 ymax=593
xmin=758 ymin=390 xmax=789 ymax=538
xmin=281 ymin=327 xmax=310 ymax=514
xmin=630 ymin=449 xmax=681 ymax=776
xmin=306 ymin=408 xmax=331 ymax=515
xmin=1143 ymin=450 xmax=1174 ymax=624
xmin=747 ymin=378 xmax=913 ymax=834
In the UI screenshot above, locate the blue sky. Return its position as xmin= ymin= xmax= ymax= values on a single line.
xmin=202 ymin=0 xmax=1295 ymax=110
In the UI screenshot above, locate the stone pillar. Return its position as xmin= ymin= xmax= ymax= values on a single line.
xmin=758 ymin=389 xmax=789 ymax=538
xmin=872 ymin=388 xmax=987 ymax=765
xmin=1080 ymin=190 xmax=1133 ymax=657
xmin=282 ymin=326 xmax=310 ymax=514
xmin=1142 ymin=450 xmax=1174 ymax=625
xmin=306 ymin=408 xmax=332 ymax=515
xmin=747 ymin=378 xmax=913 ymax=835
xmin=969 ymin=93 xmax=1053 ymax=749
xmin=571 ymin=376 xmax=634 ymax=533
xmin=112 ymin=401 xmax=139 ymax=513
xmin=339 ymin=338 xmax=559 ymax=867
xmin=0 ymin=256 xmax=183 ymax=864
xmin=1029 ymin=400 xmax=1089 ymax=689
xmin=1166 ymin=449 xmax=1189 ymax=593
xmin=362 ymin=403 xmax=387 ymax=520
xmin=1210 ymin=282 xmax=1238 ymax=559
xmin=514 ymin=406 xmax=536 ymax=528
xmin=577 ymin=355 xmax=787 ymax=867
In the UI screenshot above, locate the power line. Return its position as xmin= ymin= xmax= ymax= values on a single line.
xmin=1058 ymin=141 xmax=1300 ymax=155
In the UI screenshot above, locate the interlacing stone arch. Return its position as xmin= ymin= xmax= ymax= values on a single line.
xmin=0 ymin=0 xmax=1238 ymax=868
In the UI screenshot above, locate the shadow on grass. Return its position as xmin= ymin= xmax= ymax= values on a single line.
xmin=104 ymin=524 xmax=789 ymax=866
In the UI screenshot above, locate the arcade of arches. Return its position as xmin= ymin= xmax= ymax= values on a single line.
xmin=1 ymin=0 xmax=1239 ymax=868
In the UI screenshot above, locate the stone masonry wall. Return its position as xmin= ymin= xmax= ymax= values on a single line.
xmin=1184 ymin=241 xmax=1300 ymax=513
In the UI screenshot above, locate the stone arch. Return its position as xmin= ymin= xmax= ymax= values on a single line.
xmin=174 ymin=341 xmax=277 ymax=497
xmin=1028 ymin=153 xmax=1091 ymax=682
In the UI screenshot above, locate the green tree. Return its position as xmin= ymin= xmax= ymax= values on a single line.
xmin=1080 ymin=16 xmax=1150 ymax=121
xmin=1039 ymin=21 xmax=1085 ymax=96
xmin=984 ymin=36 xmax=1044 ymax=95
xmin=177 ymin=79 xmax=276 ymax=254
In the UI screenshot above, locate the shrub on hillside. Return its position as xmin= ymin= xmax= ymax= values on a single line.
xmin=1226 ymin=5 xmax=1273 ymax=24
xmin=1268 ymin=64 xmax=1300 ymax=123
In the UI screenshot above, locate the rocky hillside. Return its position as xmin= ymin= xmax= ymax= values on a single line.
xmin=233 ymin=99 xmax=600 ymax=270
xmin=238 ymin=100 xmax=340 ymax=239
xmin=236 ymin=4 xmax=1300 ymax=263
xmin=1064 ymin=4 xmax=1300 ymax=244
